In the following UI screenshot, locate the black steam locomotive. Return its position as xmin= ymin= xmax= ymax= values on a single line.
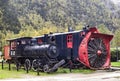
xmin=4 ymin=27 xmax=113 ymax=72
xmin=4 ymin=37 xmax=65 ymax=72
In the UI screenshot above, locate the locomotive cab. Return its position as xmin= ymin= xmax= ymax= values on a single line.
xmin=5 ymin=37 xmax=32 ymax=59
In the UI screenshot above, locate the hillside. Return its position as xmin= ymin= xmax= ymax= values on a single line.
xmin=0 ymin=0 xmax=119 ymax=32
xmin=0 ymin=0 xmax=120 ymax=47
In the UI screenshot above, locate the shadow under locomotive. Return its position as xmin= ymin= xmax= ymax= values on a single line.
xmin=3 ymin=26 xmax=113 ymax=73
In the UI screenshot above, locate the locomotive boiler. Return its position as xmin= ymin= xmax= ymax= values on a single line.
xmin=23 ymin=40 xmax=59 ymax=59
xmin=3 ymin=26 xmax=113 ymax=73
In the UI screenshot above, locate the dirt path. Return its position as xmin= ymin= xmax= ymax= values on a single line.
xmin=1 ymin=70 xmax=120 ymax=81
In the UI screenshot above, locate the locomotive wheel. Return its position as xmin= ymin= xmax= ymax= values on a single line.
xmin=43 ymin=64 xmax=50 ymax=73
xmin=32 ymin=59 xmax=38 ymax=71
xmin=88 ymin=38 xmax=107 ymax=68
xmin=24 ymin=59 xmax=31 ymax=70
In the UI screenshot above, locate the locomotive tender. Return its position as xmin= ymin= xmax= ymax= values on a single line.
xmin=4 ymin=27 xmax=113 ymax=72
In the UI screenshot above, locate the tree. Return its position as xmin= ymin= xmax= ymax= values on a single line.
xmin=98 ymin=24 xmax=112 ymax=34
xmin=113 ymin=28 xmax=120 ymax=47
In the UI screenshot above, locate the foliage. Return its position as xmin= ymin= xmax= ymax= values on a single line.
xmin=0 ymin=0 xmax=21 ymax=33
xmin=113 ymin=28 xmax=120 ymax=47
xmin=98 ymin=24 xmax=112 ymax=34
xmin=8 ymin=0 xmax=119 ymax=31
xmin=111 ymin=49 xmax=120 ymax=62
xmin=0 ymin=0 xmax=120 ymax=48
xmin=75 ymin=22 xmax=84 ymax=30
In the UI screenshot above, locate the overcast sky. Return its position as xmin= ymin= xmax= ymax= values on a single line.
xmin=111 ymin=0 xmax=120 ymax=4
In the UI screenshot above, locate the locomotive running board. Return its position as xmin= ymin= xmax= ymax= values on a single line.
xmin=78 ymin=31 xmax=113 ymax=69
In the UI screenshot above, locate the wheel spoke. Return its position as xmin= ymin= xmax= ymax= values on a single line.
xmin=87 ymin=38 xmax=107 ymax=68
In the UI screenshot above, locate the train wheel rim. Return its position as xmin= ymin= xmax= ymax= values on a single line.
xmin=43 ymin=64 xmax=50 ymax=73
xmin=24 ymin=59 xmax=31 ymax=70
xmin=32 ymin=59 xmax=38 ymax=71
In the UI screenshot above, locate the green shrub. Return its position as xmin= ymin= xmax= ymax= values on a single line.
xmin=111 ymin=49 xmax=120 ymax=62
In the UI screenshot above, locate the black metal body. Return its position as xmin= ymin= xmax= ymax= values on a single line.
xmin=7 ymin=37 xmax=62 ymax=72
xmin=5 ymin=27 xmax=112 ymax=71
xmin=23 ymin=44 xmax=59 ymax=58
xmin=33 ymin=29 xmax=89 ymax=68
xmin=35 ymin=30 xmax=87 ymax=61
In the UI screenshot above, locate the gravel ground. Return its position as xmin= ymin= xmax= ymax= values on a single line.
xmin=0 ymin=70 xmax=120 ymax=81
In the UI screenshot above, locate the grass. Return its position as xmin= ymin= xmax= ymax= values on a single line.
xmin=56 ymin=68 xmax=94 ymax=74
xmin=0 ymin=69 xmax=22 ymax=79
xmin=0 ymin=63 xmax=29 ymax=79
xmin=0 ymin=63 xmax=94 ymax=79
xmin=111 ymin=62 xmax=120 ymax=67
xmin=0 ymin=61 xmax=119 ymax=79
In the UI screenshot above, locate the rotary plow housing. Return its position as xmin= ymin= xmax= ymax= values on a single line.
xmin=79 ymin=28 xmax=113 ymax=69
